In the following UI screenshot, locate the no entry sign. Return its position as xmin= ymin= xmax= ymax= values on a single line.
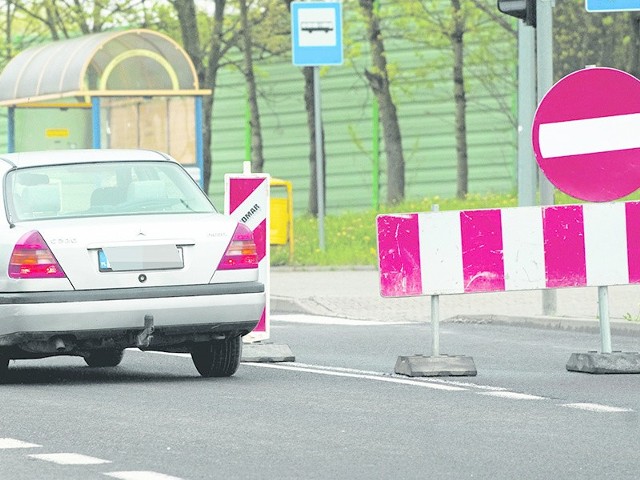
xmin=532 ymin=67 xmax=640 ymax=202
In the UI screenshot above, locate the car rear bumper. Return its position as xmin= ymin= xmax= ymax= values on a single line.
xmin=0 ymin=282 xmax=265 ymax=352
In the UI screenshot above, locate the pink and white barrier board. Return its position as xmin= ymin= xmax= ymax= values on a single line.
xmin=225 ymin=170 xmax=270 ymax=341
xmin=377 ymin=201 xmax=640 ymax=297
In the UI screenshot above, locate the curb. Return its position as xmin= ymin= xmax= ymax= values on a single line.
xmin=448 ymin=314 xmax=640 ymax=337
xmin=242 ymin=342 xmax=295 ymax=363
xmin=271 ymin=295 xmax=326 ymax=315
xmin=271 ymin=296 xmax=640 ymax=336
xmin=271 ymin=265 xmax=376 ymax=272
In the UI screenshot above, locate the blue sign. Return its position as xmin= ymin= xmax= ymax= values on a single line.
xmin=291 ymin=2 xmax=343 ymax=66
xmin=586 ymin=0 xmax=640 ymax=11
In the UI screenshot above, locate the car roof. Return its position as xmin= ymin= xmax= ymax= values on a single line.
xmin=0 ymin=149 xmax=174 ymax=169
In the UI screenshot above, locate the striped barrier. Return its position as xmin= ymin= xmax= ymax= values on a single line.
xmin=377 ymin=201 xmax=640 ymax=297
xmin=225 ymin=166 xmax=270 ymax=342
xmin=378 ymin=201 xmax=640 ymax=376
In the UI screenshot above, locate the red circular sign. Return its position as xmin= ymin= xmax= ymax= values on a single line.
xmin=532 ymin=67 xmax=640 ymax=202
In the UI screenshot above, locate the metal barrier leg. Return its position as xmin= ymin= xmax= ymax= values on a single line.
xmin=394 ymin=292 xmax=476 ymax=377
xmin=566 ymin=284 xmax=640 ymax=373
xmin=431 ymin=294 xmax=440 ymax=357
xmin=598 ymin=285 xmax=612 ymax=354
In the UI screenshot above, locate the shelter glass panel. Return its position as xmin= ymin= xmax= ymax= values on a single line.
xmin=103 ymin=96 xmax=196 ymax=166
xmin=14 ymin=106 xmax=92 ymax=152
xmin=106 ymin=57 xmax=174 ymax=90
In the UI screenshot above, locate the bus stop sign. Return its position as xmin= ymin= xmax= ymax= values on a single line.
xmin=291 ymin=1 xmax=343 ymax=66
xmin=586 ymin=0 xmax=640 ymax=12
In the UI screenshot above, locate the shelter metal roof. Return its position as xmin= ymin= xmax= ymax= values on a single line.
xmin=0 ymin=29 xmax=210 ymax=107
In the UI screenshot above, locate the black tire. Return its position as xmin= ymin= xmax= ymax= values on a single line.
xmin=84 ymin=349 xmax=124 ymax=368
xmin=191 ymin=336 xmax=242 ymax=378
xmin=0 ymin=355 xmax=9 ymax=383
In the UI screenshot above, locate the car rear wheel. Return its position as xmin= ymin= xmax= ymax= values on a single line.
xmin=191 ymin=336 xmax=242 ymax=378
xmin=0 ymin=355 xmax=8 ymax=383
xmin=84 ymin=349 xmax=124 ymax=368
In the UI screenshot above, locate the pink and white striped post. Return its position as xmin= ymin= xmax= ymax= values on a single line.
xmin=225 ymin=163 xmax=270 ymax=343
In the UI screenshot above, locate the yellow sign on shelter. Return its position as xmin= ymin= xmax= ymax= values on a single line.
xmin=45 ymin=128 xmax=70 ymax=138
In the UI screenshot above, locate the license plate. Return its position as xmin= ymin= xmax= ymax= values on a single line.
xmin=98 ymin=245 xmax=184 ymax=272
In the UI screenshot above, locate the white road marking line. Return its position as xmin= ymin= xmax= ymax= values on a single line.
xmin=28 ymin=453 xmax=111 ymax=465
xmin=143 ymin=352 xmax=635 ymax=412
xmin=0 ymin=438 xmax=42 ymax=449
xmin=246 ymin=362 xmax=467 ymax=391
xmin=562 ymin=403 xmax=633 ymax=413
xmin=271 ymin=314 xmax=411 ymax=325
xmin=428 ymin=379 xmax=507 ymax=391
xmin=479 ymin=391 xmax=547 ymax=401
xmin=292 ymin=362 xmax=388 ymax=376
xmin=539 ymin=112 xmax=640 ymax=157
xmin=145 ymin=352 xmax=508 ymax=394
xmin=280 ymin=362 xmax=509 ymax=392
xmin=105 ymin=472 xmax=185 ymax=480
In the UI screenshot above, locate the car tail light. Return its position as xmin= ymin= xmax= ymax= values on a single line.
xmin=217 ymin=223 xmax=258 ymax=270
xmin=9 ymin=231 xmax=66 ymax=279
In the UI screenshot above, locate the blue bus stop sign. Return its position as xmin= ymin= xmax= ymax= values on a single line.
xmin=586 ymin=0 xmax=640 ymax=12
xmin=291 ymin=2 xmax=343 ymax=66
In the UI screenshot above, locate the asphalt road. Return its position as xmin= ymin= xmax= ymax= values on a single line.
xmin=1 ymin=316 xmax=639 ymax=480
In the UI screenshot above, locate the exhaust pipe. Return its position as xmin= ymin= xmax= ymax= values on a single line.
xmin=137 ymin=314 xmax=155 ymax=348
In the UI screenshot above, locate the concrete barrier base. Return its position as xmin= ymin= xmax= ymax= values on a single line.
xmin=566 ymin=351 xmax=640 ymax=374
xmin=242 ymin=342 xmax=295 ymax=363
xmin=395 ymin=354 xmax=477 ymax=377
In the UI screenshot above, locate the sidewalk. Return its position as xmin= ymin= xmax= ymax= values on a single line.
xmin=270 ymin=267 xmax=640 ymax=336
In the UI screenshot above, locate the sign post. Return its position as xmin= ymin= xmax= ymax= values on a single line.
xmin=536 ymin=0 xmax=556 ymax=316
xmin=291 ymin=1 xmax=343 ymax=251
xmin=224 ymin=163 xmax=295 ymax=362
xmin=225 ymin=164 xmax=271 ymax=343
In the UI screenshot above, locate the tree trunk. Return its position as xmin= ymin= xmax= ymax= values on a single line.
xmin=43 ymin=1 xmax=61 ymax=39
xmin=451 ymin=0 xmax=468 ymax=199
xmin=173 ymin=0 xmax=226 ymax=194
xmin=239 ymin=0 xmax=265 ymax=173
xmin=201 ymin=94 xmax=214 ymax=193
xmin=202 ymin=0 xmax=227 ymax=193
xmin=4 ymin=1 xmax=12 ymax=60
xmin=203 ymin=0 xmax=226 ymax=193
xmin=359 ymin=0 xmax=404 ymax=205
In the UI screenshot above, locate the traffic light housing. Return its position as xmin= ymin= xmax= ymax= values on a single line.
xmin=497 ymin=0 xmax=536 ymax=27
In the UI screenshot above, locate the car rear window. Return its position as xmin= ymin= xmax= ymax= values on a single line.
xmin=5 ymin=161 xmax=216 ymax=221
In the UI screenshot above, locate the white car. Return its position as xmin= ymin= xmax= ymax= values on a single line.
xmin=0 ymin=149 xmax=265 ymax=380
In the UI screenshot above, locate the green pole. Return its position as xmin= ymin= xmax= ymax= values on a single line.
xmin=245 ymin=96 xmax=251 ymax=163
xmin=372 ymin=97 xmax=380 ymax=210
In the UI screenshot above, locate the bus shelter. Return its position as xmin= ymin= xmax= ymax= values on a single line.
xmin=0 ymin=29 xmax=210 ymax=185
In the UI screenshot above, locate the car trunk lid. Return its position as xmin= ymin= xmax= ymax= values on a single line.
xmin=36 ymin=214 xmax=237 ymax=289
